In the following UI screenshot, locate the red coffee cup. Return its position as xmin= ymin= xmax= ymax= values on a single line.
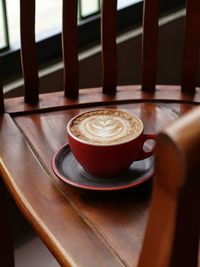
xmin=67 ymin=109 xmax=156 ymax=177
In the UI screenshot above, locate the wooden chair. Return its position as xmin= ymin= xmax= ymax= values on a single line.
xmin=0 ymin=0 xmax=200 ymax=266
xmin=138 ymin=105 xmax=200 ymax=267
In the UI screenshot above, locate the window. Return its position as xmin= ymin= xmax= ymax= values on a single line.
xmin=1 ymin=0 xmax=184 ymax=80
xmin=79 ymin=0 xmax=101 ymax=19
xmin=4 ymin=0 xmax=140 ymax=49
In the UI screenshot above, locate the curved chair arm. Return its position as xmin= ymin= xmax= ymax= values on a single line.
xmin=138 ymin=106 xmax=200 ymax=267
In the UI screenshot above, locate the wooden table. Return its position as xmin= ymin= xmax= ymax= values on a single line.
xmin=1 ymin=87 xmax=200 ymax=266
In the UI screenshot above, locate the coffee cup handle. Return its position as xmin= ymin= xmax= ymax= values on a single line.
xmin=136 ymin=134 xmax=156 ymax=161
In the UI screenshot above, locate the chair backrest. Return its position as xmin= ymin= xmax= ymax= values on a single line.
xmin=138 ymin=105 xmax=200 ymax=267
xmin=1 ymin=0 xmax=200 ymax=112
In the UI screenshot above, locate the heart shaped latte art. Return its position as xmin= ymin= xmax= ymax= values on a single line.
xmin=81 ymin=115 xmax=129 ymax=140
xmin=69 ymin=110 xmax=141 ymax=145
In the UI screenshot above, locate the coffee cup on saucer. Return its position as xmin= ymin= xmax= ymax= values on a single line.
xmin=67 ymin=109 xmax=156 ymax=177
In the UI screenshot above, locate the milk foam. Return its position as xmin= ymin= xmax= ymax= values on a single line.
xmin=69 ymin=110 xmax=142 ymax=145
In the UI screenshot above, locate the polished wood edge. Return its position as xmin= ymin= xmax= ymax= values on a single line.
xmin=4 ymin=85 xmax=200 ymax=116
xmin=138 ymin=106 xmax=200 ymax=267
xmin=0 ymin=114 xmax=68 ymax=266
xmin=0 ymin=114 xmax=124 ymax=267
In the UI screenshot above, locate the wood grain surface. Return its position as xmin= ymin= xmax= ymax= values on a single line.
xmin=138 ymin=105 xmax=200 ymax=267
xmin=7 ymin=101 xmax=198 ymax=267
xmin=0 ymin=114 xmax=124 ymax=267
xmin=4 ymin=86 xmax=200 ymax=115
xmin=1 ymin=0 xmax=200 ymax=265
xmin=142 ymin=0 xmax=159 ymax=92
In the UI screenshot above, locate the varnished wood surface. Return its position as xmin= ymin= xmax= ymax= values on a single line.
xmin=20 ymin=0 xmax=39 ymax=103
xmin=0 ymin=114 xmax=123 ymax=267
xmin=101 ymin=0 xmax=117 ymax=94
xmin=138 ymin=106 xmax=200 ymax=267
xmin=62 ymin=0 xmax=79 ymax=98
xmin=4 ymin=85 xmax=200 ymax=115
xmin=1 ymin=100 xmax=199 ymax=266
xmin=181 ymin=0 xmax=200 ymax=93
xmin=1 ymin=0 xmax=200 ymax=265
xmin=142 ymin=0 xmax=159 ymax=91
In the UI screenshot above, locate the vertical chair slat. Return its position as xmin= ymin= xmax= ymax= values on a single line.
xmin=101 ymin=0 xmax=117 ymax=95
xmin=20 ymin=0 xmax=39 ymax=103
xmin=62 ymin=0 xmax=79 ymax=98
xmin=142 ymin=0 xmax=159 ymax=92
xmin=181 ymin=0 xmax=200 ymax=94
xmin=0 ymin=81 xmax=4 ymax=113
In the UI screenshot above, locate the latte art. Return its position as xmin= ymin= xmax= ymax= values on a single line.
xmin=69 ymin=110 xmax=142 ymax=145
xmin=80 ymin=115 xmax=130 ymax=140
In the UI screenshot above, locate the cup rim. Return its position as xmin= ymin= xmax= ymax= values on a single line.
xmin=67 ymin=109 xmax=144 ymax=147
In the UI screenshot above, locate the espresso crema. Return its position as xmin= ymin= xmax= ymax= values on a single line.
xmin=69 ymin=109 xmax=142 ymax=145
